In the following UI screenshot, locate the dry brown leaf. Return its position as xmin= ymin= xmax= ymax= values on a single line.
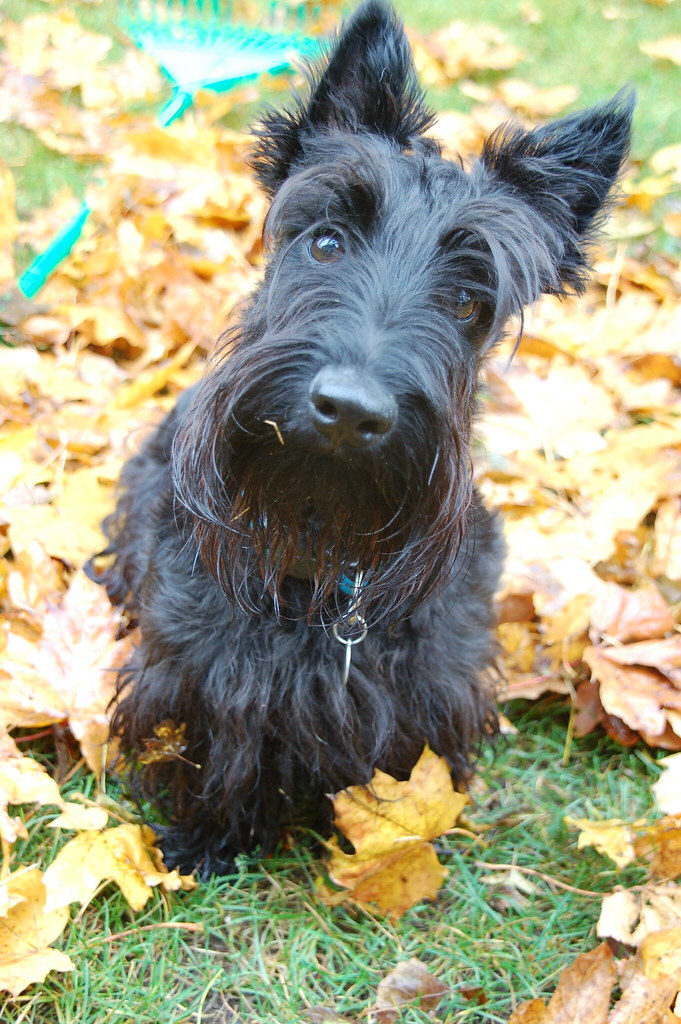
xmin=479 ymin=865 xmax=539 ymax=909
xmin=42 ymin=823 xmax=197 ymax=913
xmin=48 ymin=802 xmax=109 ymax=832
xmin=608 ymin=931 xmax=681 ymax=1024
xmin=137 ymin=719 xmax=194 ymax=767
xmin=432 ymin=21 xmax=523 ymax=78
xmin=373 ymin=959 xmax=449 ymax=1023
xmin=110 ymin=340 xmax=197 ymax=410
xmin=0 ymin=735 xmax=65 ymax=844
xmin=0 ymin=867 xmax=73 ymax=996
xmin=608 ymin=966 xmax=680 ymax=1024
xmin=596 ymin=637 xmax=681 ymax=688
xmin=508 ymin=1000 xmax=552 ymax=1023
xmin=54 ymin=303 xmax=146 ymax=354
xmin=509 ymin=943 xmax=615 ymax=1024
xmin=1 ymin=12 xmax=111 ymax=90
xmin=321 ymin=746 xmax=468 ymax=918
xmin=588 ymin=582 xmax=675 ymax=644
xmin=584 ymin=647 xmax=681 ymax=745
xmin=649 ymin=143 xmax=681 ymax=178
xmin=300 ymin=1009 xmax=355 ymax=1023
xmin=485 ymin=357 xmax=619 ymax=460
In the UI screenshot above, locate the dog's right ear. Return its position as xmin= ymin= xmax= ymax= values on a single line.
xmin=250 ymin=0 xmax=434 ymax=195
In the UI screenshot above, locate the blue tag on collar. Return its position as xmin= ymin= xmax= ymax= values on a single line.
xmin=339 ymin=574 xmax=356 ymax=596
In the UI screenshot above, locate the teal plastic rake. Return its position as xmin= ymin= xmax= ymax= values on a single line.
xmin=18 ymin=0 xmax=319 ymax=298
xmin=123 ymin=0 xmax=318 ymax=125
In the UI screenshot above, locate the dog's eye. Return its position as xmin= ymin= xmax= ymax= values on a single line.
xmin=308 ymin=234 xmax=345 ymax=264
xmin=452 ymin=289 xmax=480 ymax=323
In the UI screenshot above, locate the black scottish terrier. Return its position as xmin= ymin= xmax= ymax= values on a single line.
xmin=98 ymin=0 xmax=633 ymax=874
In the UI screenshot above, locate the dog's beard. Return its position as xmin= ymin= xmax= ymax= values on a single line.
xmin=175 ymin=412 xmax=475 ymax=624
xmin=170 ymin=318 xmax=478 ymax=623
xmin=222 ymin=450 xmax=407 ymax=612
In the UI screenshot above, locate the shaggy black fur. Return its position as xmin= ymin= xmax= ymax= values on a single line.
xmin=94 ymin=0 xmax=633 ymax=875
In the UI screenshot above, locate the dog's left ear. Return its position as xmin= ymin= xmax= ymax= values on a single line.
xmin=251 ymin=0 xmax=434 ymax=194
xmin=479 ymin=91 xmax=635 ymax=292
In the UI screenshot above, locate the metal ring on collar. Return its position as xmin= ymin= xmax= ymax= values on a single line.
xmin=332 ymin=615 xmax=368 ymax=646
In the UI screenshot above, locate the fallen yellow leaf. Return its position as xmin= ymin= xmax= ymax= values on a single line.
xmin=598 ymin=883 xmax=681 ymax=946
xmin=565 ymin=816 xmax=638 ymax=869
xmin=0 ymin=867 xmax=73 ymax=996
xmin=42 ymin=823 xmax=197 ymax=913
xmin=321 ymin=746 xmax=468 ymax=918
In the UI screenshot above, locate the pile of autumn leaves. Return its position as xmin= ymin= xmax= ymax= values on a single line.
xmin=0 ymin=4 xmax=681 ymax=1019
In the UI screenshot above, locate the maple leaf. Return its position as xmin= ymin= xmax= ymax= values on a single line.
xmin=431 ymin=21 xmax=523 ymax=78
xmin=4 ymin=540 xmax=66 ymax=620
xmin=569 ymin=813 xmax=681 ymax=879
xmin=0 ymin=571 xmax=131 ymax=773
xmin=640 ymin=926 xmax=681 ymax=981
xmin=0 ymin=730 xmax=65 ymax=844
xmin=320 ymin=746 xmax=469 ymax=919
xmin=607 ymin=965 xmax=680 ymax=1024
xmin=495 ymin=80 xmax=579 ymax=118
xmin=595 ymin=636 xmax=681 ymax=688
xmin=608 ymin=930 xmax=681 ymax=1024
xmin=1 ymin=12 xmax=112 ymax=99
xmin=42 ymin=823 xmax=197 ymax=913
xmin=0 ymin=867 xmax=74 ymax=996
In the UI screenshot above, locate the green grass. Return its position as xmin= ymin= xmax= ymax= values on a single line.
xmin=395 ymin=0 xmax=681 ymax=160
xmin=4 ymin=707 xmax=658 ymax=1023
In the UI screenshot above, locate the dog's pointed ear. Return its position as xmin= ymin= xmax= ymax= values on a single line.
xmin=251 ymin=0 xmax=434 ymax=194
xmin=479 ymin=91 xmax=635 ymax=291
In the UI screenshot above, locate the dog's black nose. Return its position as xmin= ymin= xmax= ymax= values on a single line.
xmin=309 ymin=367 xmax=397 ymax=448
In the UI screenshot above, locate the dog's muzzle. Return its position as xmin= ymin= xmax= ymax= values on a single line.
xmin=309 ymin=366 xmax=397 ymax=448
